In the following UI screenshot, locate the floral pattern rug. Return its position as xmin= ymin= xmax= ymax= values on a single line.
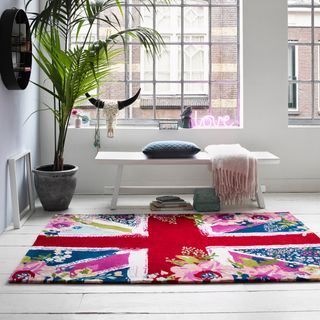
xmin=9 ymin=212 xmax=320 ymax=283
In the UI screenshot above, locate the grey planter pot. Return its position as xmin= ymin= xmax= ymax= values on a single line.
xmin=33 ymin=164 xmax=78 ymax=211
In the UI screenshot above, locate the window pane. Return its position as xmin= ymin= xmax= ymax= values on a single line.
xmin=290 ymin=45 xmax=312 ymax=80
xmin=288 ymin=8 xmax=312 ymax=43
xmin=314 ymin=45 xmax=320 ymax=80
xmin=128 ymin=45 xmax=182 ymax=85
xmin=105 ymin=46 xmax=126 ymax=82
xmin=185 ymin=0 xmax=209 ymax=4
xmin=141 ymin=55 xmax=153 ymax=82
xmin=99 ymin=4 xmax=126 ymax=40
xmin=184 ymin=83 xmax=209 ymax=109
xmin=212 ymin=0 xmax=238 ymax=4
xmin=157 ymin=82 xmax=180 ymax=96
xmin=314 ymin=8 xmax=320 ymax=42
xmin=211 ymin=83 xmax=239 ymax=125
xmin=129 ymin=0 xmax=155 ymax=6
xmin=313 ymin=83 xmax=320 ymax=118
xmin=156 ymin=6 xmax=181 ymax=36
xmin=211 ymin=6 xmax=238 ymax=43
xmin=184 ymin=82 xmax=208 ymax=96
xmin=128 ymin=45 xmax=143 ymax=82
xmin=156 ymin=45 xmax=181 ymax=81
xmin=288 ymin=83 xmax=298 ymax=110
xmin=128 ymin=5 xmax=152 ymax=30
xmin=211 ymin=44 xmax=238 ymax=81
xmin=288 ymin=45 xmax=297 ymax=81
xmin=290 ymin=83 xmax=313 ymax=118
xmin=100 ymin=80 xmax=126 ymax=102
xmin=129 ymin=82 xmax=148 ymax=120
xmin=152 ymin=0 xmax=180 ymax=4
xmin=155 ymin=83 xmax=182 ymax=120
xmin=211 ymin=83 xmax=238 ymax=107
xmin=101 ymin=82 xmax=126 ymax=104
xmin=184 ymin=44 xmax=209 ymax=83
xmin=211 ymin=82 xmax=238 ymax=102
xmin=182 ymin=34 xmax=208 ymax=43
xmin=184 ymin=7 xmax=209 ymax=43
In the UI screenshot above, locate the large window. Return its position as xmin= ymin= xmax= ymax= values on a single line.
xmin=78 ymin=0 xmax=240 ymax=127
xmin=288 ymin=0 xmax=320 ymax=124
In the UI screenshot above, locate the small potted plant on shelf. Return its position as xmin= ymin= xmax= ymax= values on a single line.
xmin=27 ymin=0 xmax=164 ymax=211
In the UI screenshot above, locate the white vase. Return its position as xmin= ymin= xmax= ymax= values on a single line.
xmin=75 ymin=118 xmax=81 ymax=128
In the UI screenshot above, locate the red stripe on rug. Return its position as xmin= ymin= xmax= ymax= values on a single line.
xmin=33 ymin=233 xmax=320 ymax=248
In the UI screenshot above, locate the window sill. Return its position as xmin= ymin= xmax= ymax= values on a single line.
xmin=69 ymin=125 xmax=242 ymax=130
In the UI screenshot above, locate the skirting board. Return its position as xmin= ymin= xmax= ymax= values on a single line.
xmin=263 ymin=179 xmax=320 ymax=193
xmin=5 ymin=206 xmax=34 ymax=232
xmin=104 ymin=185 xmax=267 ymax=195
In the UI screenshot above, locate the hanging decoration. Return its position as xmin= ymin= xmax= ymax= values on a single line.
xmin=86 ymin=88 xmax=141 ymax=145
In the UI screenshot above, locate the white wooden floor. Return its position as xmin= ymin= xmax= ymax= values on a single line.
xmin=1 ymin=193 xmax=320 ymax=320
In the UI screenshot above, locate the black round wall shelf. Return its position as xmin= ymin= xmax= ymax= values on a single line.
xmin=0 ymin=8 xmax=32 ymax=90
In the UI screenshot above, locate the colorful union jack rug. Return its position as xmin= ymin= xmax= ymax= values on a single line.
xmin=9 ymin=212 xmax=320 ymax=283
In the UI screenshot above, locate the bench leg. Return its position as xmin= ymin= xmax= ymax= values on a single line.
xmin=110 ymin=164 xmax=123 ymax=210
xmin=255 ymin=172 xmax=265 ymax=209
xmin=256 ymin=185 xmax=265 ymax=209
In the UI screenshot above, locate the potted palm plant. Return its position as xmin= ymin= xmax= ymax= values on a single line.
xmin=27 ymin=0 xmax=163 ymax=211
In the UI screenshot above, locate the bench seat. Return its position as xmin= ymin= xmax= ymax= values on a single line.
xmin=95 ymin=151 xmax=280 ymax=210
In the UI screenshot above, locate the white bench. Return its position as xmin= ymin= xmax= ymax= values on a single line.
xmin=95 ymin=151 xmax=280 ymax=210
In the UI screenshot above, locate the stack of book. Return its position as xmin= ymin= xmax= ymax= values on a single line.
xmin=150 ymin=195 xmax=193 ymax=211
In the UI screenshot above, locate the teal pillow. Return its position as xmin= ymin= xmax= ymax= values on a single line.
xmin=142 ymin=140 xmax=201 ymax=158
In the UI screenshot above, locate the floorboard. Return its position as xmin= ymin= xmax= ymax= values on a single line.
xmin=0 ymin=193 xmax=320 ymax=318
xmin=1 ymin=313 xmax=320 ymax=320
xmin=78 ymin=290 xmax=320 ymax=313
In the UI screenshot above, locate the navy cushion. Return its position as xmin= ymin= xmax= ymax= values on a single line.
xmin=142 ymin=140 xmax=201 ymax=158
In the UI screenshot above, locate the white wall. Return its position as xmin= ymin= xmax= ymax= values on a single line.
xmin=40 ymin=0 xmax=320 ymax=194
xmin=0 ymin=0 xmax=40 ymax=233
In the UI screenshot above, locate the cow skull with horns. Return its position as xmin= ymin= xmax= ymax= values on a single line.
xmin=86 ymin=88 xmax=141 ymax=138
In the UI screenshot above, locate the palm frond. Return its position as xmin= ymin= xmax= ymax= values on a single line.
xmin=108 ymin=27 xmax=164 ymax=55
xmin=26 ymin=0 xmax=168 ymax=170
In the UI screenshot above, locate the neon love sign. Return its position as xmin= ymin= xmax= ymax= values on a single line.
xmin=192 ymin=111 xmax=235 ymax=128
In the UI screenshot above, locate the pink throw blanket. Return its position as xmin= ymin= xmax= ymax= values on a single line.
xmin=205 ymin=144 xmax=257 ymax=204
